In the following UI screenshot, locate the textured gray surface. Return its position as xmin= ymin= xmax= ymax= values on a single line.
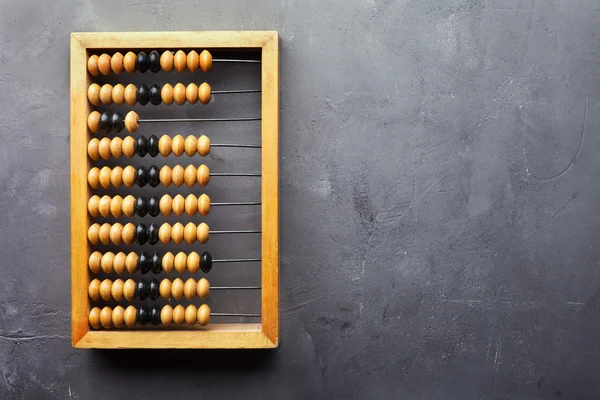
xmin=1 ymin=0 xmax=600 ymax=398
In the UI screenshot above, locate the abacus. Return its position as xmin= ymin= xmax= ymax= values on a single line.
xmin=70 ymin=32 xmax=279 ymax=349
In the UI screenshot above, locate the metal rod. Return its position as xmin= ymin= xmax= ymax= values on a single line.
xmin=213 ymin=258 xmax=261 ymax=263
xmin=209 ymin=230 xmax=261 ymax=234
xmin=211 ymin=202 xmax=261 ymax=206
xmin=211 ymin=313 xmax=262 ymax=317
xmin=212 ymin=89 xmax=261 ymax=94
xmin=213 ymin=59 xmax=261 ymax=63
xmin=139 ymin=117 xmax=261 ymax=123
xmin=210 ymin=172 xmax=261 ymax=177
xmin=211 ymin=286 xmax=261 ymax=290
xmin=211 ymin=143 xmax=261 ymax=149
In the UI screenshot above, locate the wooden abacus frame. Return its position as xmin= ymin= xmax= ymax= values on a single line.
xmin=70 ymin=31 xmax=279 ymax=349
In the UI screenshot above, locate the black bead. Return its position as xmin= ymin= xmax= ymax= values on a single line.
xmin=151 ymin=252 xmax=162 ymax=274
xmin=149 ymin=84 xmax=161 ymax=105
xmin=147 ymin=166 xmax=160 ymax=187
xmin=139 ymin=305 xmax=150 ymax=326
xmin=137 ymin=280 xmax=150 ymax=301
xmin=111 ymin=112 xmax=124 ymax=133
xmin=149 ymin=51 xmax=161 ymax=73
xmin=136 ymin=166 xmax=148 ymax=187
xmin=201 ymin=251 xmax=213 ymax=273
xmin=135 ymin=223 xmax=148 ymax=245
xmin=135 ymin=196 xmax=148 ymax=217
xmin=136 ymin=136 xmax=148 ymax=157
xmin=150 ymin=305 xmax=161 ymax=325
xmin=147 ymin=196 xmax=160 ymax=217
xmin=139 ymin=252 xmax=152 ymax=274
xmin=149 ymin=279 xmax=159 ymax=300
xmin=148 ymin=135 xmax=159 ymax=157
xmin=137 ymin=84 xmax=150 ymax=105
xmin=99 ymin=112 xmax=111 ymax=133
xmin=147 ymin=223 xmax=159 ymax=245
xmin=136 ymin=52 xmax=150 ymax=73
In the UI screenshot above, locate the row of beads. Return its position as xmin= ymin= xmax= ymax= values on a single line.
xmin=87 ymin=82 xmax=212 ymax=106
xmin=89 ymin=250 xmax=212 ymax=275
xmin=87 ymin=164 xmax=210 ymax=189
xmin=88 ymin=50 xmax=212 ymax=76
xmin=89 ymin=304 xmax=211 ymax=329
xmin=88 ymin=222 xmax=210 ymax=245
xmin=88 ymin=194 xmax=211 ymax=218
xmin=88 ymin=135 xmax=211 ymax=160
xmin=89 ymin=277 xmax=211 ymax=302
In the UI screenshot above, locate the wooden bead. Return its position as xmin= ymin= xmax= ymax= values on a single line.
xmin=87 ymin=138 xmax=100 ymax=161
xmin=122 ymin=195 xmax=135 ymax=217
xmin=111 ymin=279 xmax=124 ymax=301
xmin=100 ymin=307 xmax=112 ymax=328
xmin=125 ymin=111 xmax=139 ymax=133
xmin=98 ymin=195 xmax=110 ymax=217
xmin=125 ymin=252 xmax=139 ymax=274
xmin=123 ymin=279 xmax=136 ymax=301
xmin=198 ymin=194 xmax=211 ymax=216
xmin=122 ymin=223 xmax=136 ymax=245
xmin=99 ymin=84 xmax=113 ymax=104
xmin=122 ymin=166 xmax=136 ymax=187
xmin=184 ymin=222 xmax=197 ymax=244
xmin=87 ymin=55 xmax=100 ymax=76
xmin=174 ymin=252 xmax=187 ymax=274
xmin=88 ymin=278 xmax=101 ymax=301
xmin=172 ymin=194 xmax=185 ymax=216
xmin=183 ymin=135 xmax=197 ymax=157
xmin=88 ymin=167 xmax=100 ymax=188
xmin=110 ymin=195 xmax=123 ymax=217
xmin=110 ymin=166 xmax=123 ymax=188
xmin=124 ymin=305 xmax=137 ymax=327
xmin=99 ymin=166 xmax=111 ymax=189
xmin=198 ymin=82 xmax=211 ymax=105
xmin=112 ymin=305 xmax=125 ymax=327
xmin=99 ymin=279 xmax=113 ymax=301
xmin=185 ymin=194 xmax=198 ymax=216
xmin=98 ymin=54 xmax=112 ymax=75
xmin=172 ymin=135 xmax=185 ymax=156
xmin=186 ymin=83 xmax=198 ymax=104
xmin=183 ymin=278 xmax=196 ymax=299
xmin=161 ymin=304 xmax=173 ymax=327
xmin=159 ymin=279 xmax=172 ymax=299
xmin=89 ymin=307 xmax=101 ymax=329
xmin=161 ymin=83 xmax=174 ymax=105
xmin=111 ymin=52 xmax=124 ymax=74
xmin=110 ymin=223 xmax=123 ymax=245
xmin=112 ymin=83 xmax=125 ymax=104
xmin=199 ymin=50 xmax=212 ymax=72
xmin=124 ymin=84 xmax=137 ymax=106
xmin=171 ymin=278 xmax=184 ymax=300
xmin=89 ymin=251 xmax=102 ymax=273
xmin=122 ymin=137 xmax=136 ymax=158
xmin=198 ymin=164 xmax=210 ymax=186
xmin=187 ymin=251 xmax=200 ymax=274
xmin=113 ymin=252 xmax=126 ymax=274
xmin=173 ymin=83 xmax=186 ymax=105
xmin=184 ymin=165 xmax=197 ymax=187
xmin=123 ymin=51 xmax=137 ymax=73
xmin=87 ymin=83 xmax=101 ymax=105
xmin=198 ymin=135 xmax=210 ymax=156
xmin=198 ymin=222 xmax=209 ymax=244
xmin=99 ymin=223 xmax=111 ymax=245
xmin=159 ymin=194 xmax=172 ymax=216
xmin=158 ymin=135 xmax=172 ymax=157
xmin=110 ymin=137 xmax=123 ymax=158
xmin=197 ymin=304 xmax=211 ymax=326
xmin=101 ymin=251 xmax=115 ymax=273
xmin=160 ymin=165 xmax=172 ymax=187
xmin=159 ymin=223 xmax=172 ymax=244
xmin=88 ymin=195 xmax=100 ymax=217
xmin=162 ymin=252 xmax=174 ymax=273
xmin=160 ymin=51 xmax=174 ymax=72
xmin=172 ymin=165 xmax=184 ymax=186
xmin=174 ymin=50 xmax=186 ymax=72
xmin=185 ymin=304 xmax=198 ymax=325
xmin=88 ymin=223 xmax=100 ymax=244
xmin=197 ymin=278 xmax=210 ymax=300
xmin=98 ymin=137 xmax=111 ymax=160
xmin=187 ymin=50 xmax=199 ymax=72
xmin=173 ymin=304 xmax=185 ymax=325
xmin=87 ymin=111 xmax=100 ymax=134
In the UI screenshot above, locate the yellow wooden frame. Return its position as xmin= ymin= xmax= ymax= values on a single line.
xmin=70 ymin=31 xmax=279 ymax=349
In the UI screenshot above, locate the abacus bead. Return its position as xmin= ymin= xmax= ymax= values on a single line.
xmin=88 ymin=223 xmax=100 ymax=244
xmin=137 ymin=83 xmax=150 ymax=105
xmin=151 ymin=252 xmax=162 ymax=274
xmin=101 ymin=252 xmax=115 ymax=273
xmin=122 ymin=195 xmax=135 ymax=217
xmin=185 ymin=305 xmax=198 ymax=326
xmin=99 ymin=223 xmax=111 ymax=245
xmin=136 ymin=135 xmax=148 ymax=157
xmin=88 ymin=279 xmax=101 ymax=301
xmin=112 ymin=305 xmax=125 ymax=327
xmin=87 ymin=111 xmax=101 ymax=134
xmin=158 ymin=223 xmax=171 ymax=244
xmin=136 ymin=52 xmax=150 ymax=73
xmin=187 ymin=251 xmax=200 ymax=273
xmin=197 ymin=222 xmax=209 ymax=244
xmin=198 ymin=164 xmax=210 ymax=186
xmin=147 ymin=196 xmax=160 ymax=217
xmin=124 ymin=305 xmax=137 ymax=327
xmin=161 ymin=305 xmax=173 ymax=327
xmin=87 ymin=138 xmax=100 ymax=161
xmin=87 ymin=55 xmax=100 ymax=76
xmin=171 ymin=135 xmax=185 ymax=156
xmin=139 ymin=305 xmax=150 ymax=326
xmin=148 ymin=50 xmax=161 ymax=73
xmin=99 ymin=112 xmax=111 ymax=133
xmin=111 ymin=112 xmax=125 ymax=133
xmin=110 ymin=195 xmax=123 ymax=217
xmin=172 ymin=165 xmax=184 ymax=186
xmin=110 ymin=223 xmax=123 ymax=245
xmin=122 ymin=223 xmax=136 ymax=245
xmin=124 ymin=251 xmax=138 ymax=272
xmin=198 ymin=135 xmax=210 ymax=156
xmin=98 ymin=137 xmax=111 ymax=160
xmin=174 ymin=252 xmax=187 ymax=274
xmin=184 ymin=165 xmax=197 ymax=187
xmin=162 ymin=252 xmax=174 ymax=273
xmin=123 ymin=52 xmax=137 ymax=73
xmin=172 ymin=194 xmax=184 ymax=216
xmin=122 ymin=166 xmax=136 ymax=187
xmin=187 ymin=50 xmax=199 ymax=72
xmin=99 ymin=279 xmax=113 ymax=301
xmin=173 ymin=305 xmax=185 ymax=325
xmin=135 ymin=196 xmax=148 ymax=217
xmin=184 ymin=222 xmax=197 ymax=244
xmin=160 ymin=51 xmax=174 ymax=72
xmin=100 ymin=307 xmax=112 ymax=329
xmin=172 ymin=222 xmax=184 ymax=244
xmin=173 ymin=83 xmax=186 ymax=105
xmin=110 ymin=137 xmax=123 ymax=158
xmin=161 ymin=83 xmax=174 ymax=105
xmin=160 ymin=165 xmax=172 ymax=187
xmin=199 ymin=50 xmax=212 ymax=72
xmin=99 ymin=84 xmax=112 ymax=104
xmin=198 ymin=82 xmax=211 ymax=105
xmin=124 ymin=111 xmax=140 ymax=133
xmin=197 ymin=304 xmax=211 ymax=326
xmin=110 ymin=166 xmax=123 ymax=188
xmin=122 ymin=137 xmax=136 ymax=158
xmin=197 ymin=278 xmax=210 ymax=300
xmin=149 ymin=279 xmax=159 ymax=300
xmin=199 ymin=194 xmax=210 ymax=216
xmin=148 ymin=135 xmax=159 ymax=157
xmin=88 ymin=195 xmax=100 ymax=217
xmin=149 ymin=84 xmax=161 ymax=105
xmin=135 ymin=223 xmax=148 ymax=245
xmin=151 ymin=305 xmax=161 ymax=325
xmin=113 ymin=252 xmax=126 ymax=274
xmin=184 ymin=135 xmax=197 ymax=156
xmin=185 ymin=194 xmax=198 ymax=216
xmin=148 ymin=166 xmax=160 ymax=187
xmin=123 ymin=279 xmax=136 ymax=301
xmin=184 ymin=278 xmax=196 ymax=299
xmin=89 ymin=307 xmax=101 ymax=329
xmin=186 ymin=83 xmax=199 ymax=104
xmin=137 ymin=279 xmax=150 ymax=300
xmin=88 ymin=167 xmax=100 ymax=188
xmin=124 ymin=84 xmax=137 ymax=106
xmin=89 ymin=251 xmax=102 ymax=273
xmin=201 ymin=251 xmax=212 ymax=273
xmin=111 ymin=279 xmax=124 ymax=301
xmin=171 ymin=278 xmax=184 ymax=300
xmin=159 ymin=279 xmax=171 ymax=299
xmin=159 ymin=194 xmax=172 ymax=216
xmin=87 ymin=83 xmax=101 ymax=105
xmin=136 ymin=166 xmax=148 ymax=187
xmin=148 ymin=223 xmax=159 ymax=245
xmin=98 ymin=54 xmax=112 ymax=75
xmin=111 ymin=52 xmax=124 ymax=74
xmin=174 ymin=50 xmax=186 ymax=72
xmin=98 ymin=195 xmax=110 ymax=217
xmin=112 ymin=83 xmax=125 ymax=104
xmin=139 ymin=252 xmax=151 ymax=274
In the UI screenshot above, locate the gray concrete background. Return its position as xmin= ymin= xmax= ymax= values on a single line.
xmin=1 ymin=0 xmax=600 ymax=399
